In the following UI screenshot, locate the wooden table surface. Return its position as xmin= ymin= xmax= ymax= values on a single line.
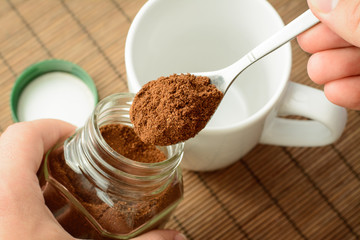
xmin=1 ymin=0 xmax=359 ymax=239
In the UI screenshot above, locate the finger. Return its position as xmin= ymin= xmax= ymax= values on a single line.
xmin=324 ymin=75 xmax=360 ymax=110
xmin=0 ymin=119 xmax=75 ymax=180
xmin=0 ymin=119 xmax=76 ymax=239
xmin=307 ymin=46 xmax=360 ymax=84
xmin=297 ymin=23 xmax=351 ymax=53
xmin=307 ymin=0 xmax=360 ymax=47
xmin=0 ymin=119 xmax=75 ymax=223
xmin=131 ymin=230 xmax=187 ymax=240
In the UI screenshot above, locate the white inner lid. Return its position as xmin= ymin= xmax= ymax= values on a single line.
xmin=17 ymin=72 xmax=96 ymax=127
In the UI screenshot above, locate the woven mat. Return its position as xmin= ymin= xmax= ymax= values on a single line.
xmin=1 ymin=0 xmax=360 ymax=239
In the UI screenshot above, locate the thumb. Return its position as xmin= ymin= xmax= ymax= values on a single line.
xmin=307 ymin=0 xmax=360 ymax=47
xmin=131 ymin=230 xmax=186 ymax=240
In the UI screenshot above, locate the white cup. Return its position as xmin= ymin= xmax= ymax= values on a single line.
xmin=125 ymin=0 xmax=347 ymax=171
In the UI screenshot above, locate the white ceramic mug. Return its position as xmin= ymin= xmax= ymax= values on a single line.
xmin=125 ymin=0 xmax=347 ymax=171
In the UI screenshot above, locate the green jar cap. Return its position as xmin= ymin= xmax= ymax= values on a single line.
xmin=10 ymin=59 xmax=98 ymax=127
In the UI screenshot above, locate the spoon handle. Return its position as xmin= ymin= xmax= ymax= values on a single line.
xmin=249 ymin=9 xmax=319 ymax=61
xmin=222 ymin=9 xmax=319 ymax=92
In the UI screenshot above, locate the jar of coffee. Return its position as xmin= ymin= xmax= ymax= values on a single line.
xmin=38 ymin=93 xmax=184 ymax=240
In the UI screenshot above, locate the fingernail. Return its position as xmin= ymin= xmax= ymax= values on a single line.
xmin=309 ymin=0 xmax=339 ymax=12
xmin=174 ymin=233 xmax=187 ymax=240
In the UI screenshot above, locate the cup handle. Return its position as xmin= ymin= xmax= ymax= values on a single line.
xmin=259 ymin=82 xmax=347 ymax=146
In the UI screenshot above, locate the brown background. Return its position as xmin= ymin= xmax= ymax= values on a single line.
xmin=1 ymin=0 xmax=359 ymax=239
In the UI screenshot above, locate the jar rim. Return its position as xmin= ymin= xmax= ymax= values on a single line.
xmin=91 ymin=93 xmax=185 ymax=170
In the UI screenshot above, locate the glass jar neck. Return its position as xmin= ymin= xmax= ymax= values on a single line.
xmin=64 ymin=93 xmax=184 ymax=199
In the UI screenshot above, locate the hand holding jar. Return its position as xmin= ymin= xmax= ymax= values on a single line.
xmin=0 ymin=119 xmax=186 ymax=240
xmin=297 ymin=0 xmax=360 ymax=110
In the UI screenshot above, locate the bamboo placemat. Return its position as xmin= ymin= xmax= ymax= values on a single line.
xmin=1 ymin=0 xmax=359 ymax=239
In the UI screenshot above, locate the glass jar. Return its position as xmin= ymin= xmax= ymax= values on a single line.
xmin=38 ymin=93 xmax=184 ymax=240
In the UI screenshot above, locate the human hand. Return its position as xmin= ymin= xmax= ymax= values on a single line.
xmin=297 ymin=0 xmax=360 ymax=110
xmin=0 ymin=119 xmax=186 ymax=240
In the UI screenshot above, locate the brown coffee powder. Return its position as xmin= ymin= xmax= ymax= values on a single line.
xmin=100 ymin=124 xmax=166 ymax=163
xmin=41 ymin=123 xmax=182 ymax=239
xmin=130 ymin=73 xmax=223 ymax=146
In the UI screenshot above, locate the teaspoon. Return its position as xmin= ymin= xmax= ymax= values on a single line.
xmin=190 ymin=9 xmax=320 ymax=93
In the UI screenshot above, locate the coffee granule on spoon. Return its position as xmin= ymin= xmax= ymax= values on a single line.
xmin=130 ymin=73 xmax=223 ymax=146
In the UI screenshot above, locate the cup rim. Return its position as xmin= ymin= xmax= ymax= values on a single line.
xmin=125 ymin=0 xmax=292 ymax=134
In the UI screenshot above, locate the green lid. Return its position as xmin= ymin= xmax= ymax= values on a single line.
xmin=10 ymin=59 xmax=98 ymax=127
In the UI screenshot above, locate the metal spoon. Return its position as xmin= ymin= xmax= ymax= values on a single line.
xmin=191 ymin=9 xmax=320 ymax=93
